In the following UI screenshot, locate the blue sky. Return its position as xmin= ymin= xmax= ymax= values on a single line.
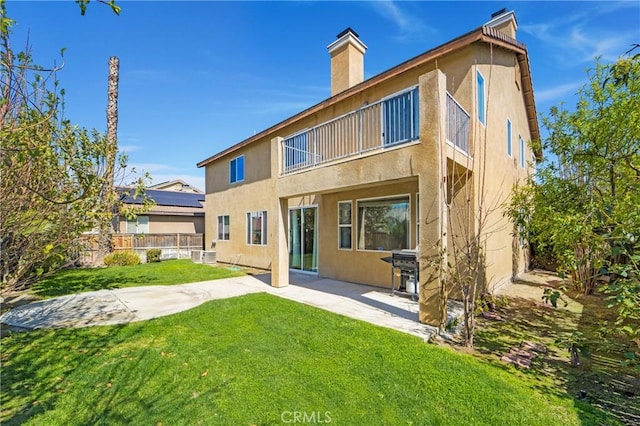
xmin=7 ymin=1 xmax=640 ymax=191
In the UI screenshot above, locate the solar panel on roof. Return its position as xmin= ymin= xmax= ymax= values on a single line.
xmin=120 ymin=189 xmax=204 ymax=208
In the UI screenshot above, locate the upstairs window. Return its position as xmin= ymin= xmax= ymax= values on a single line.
xmin=383 ymin=87 xmax=419 ymax=146
xmin=506 ymin=119 xmax=512 ymax=157
xmin=477 ymin=71 xmax=486 ymax=125
xmin=283 ymin=132 xmax=309 ymax=172
xmin=230 ymin=155 xmax=245 ymax=184
xmin=519 ymin=136 xmax=525 ymax=168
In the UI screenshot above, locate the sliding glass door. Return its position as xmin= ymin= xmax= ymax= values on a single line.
xmin=289 ymin=207 xmax=318 ymax=273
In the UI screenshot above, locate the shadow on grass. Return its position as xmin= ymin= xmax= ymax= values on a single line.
xmin=0 ymin=322 xmax=228 ymax=425
xmin=31 ymin=270 xmax=133 ymax=298
xmin=473 ymin=275 xmax=640 ymax=425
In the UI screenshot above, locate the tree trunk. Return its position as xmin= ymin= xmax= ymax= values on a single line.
xmin=97 ymin=56 xmax=119 ymax=263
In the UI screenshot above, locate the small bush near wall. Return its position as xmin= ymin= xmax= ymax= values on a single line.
xmin=104 ymin=251 xmax=141 ymax=267
xmin=146 ymin=249 xmax=162 ymax=263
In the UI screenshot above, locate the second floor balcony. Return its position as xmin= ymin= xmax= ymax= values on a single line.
xmin=281 ymin=86 xmax=469 ymax=175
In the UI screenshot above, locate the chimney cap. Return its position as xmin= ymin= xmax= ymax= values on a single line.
xmin=491 ymin=8 xmax=508 ymax=18
xmin=337 ymin=27 xmax=359 ymax=39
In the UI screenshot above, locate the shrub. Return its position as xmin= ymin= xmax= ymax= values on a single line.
xmin=104 ymin=251 xmax=141 ymax=267
xmin=146 ymin=249 xmax=162 ymax=263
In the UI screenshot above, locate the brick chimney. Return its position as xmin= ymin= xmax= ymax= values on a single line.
xmin=485 ymin=9 xmax=518 ymax=39
xmin=327 ymin=28 xmax=367 ymax=96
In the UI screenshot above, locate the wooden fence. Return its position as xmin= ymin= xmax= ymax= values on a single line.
xmin=80 ymin=233 xmax=204 ymax=265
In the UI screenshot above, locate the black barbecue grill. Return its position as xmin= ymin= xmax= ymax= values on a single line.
xmin=390 ymin=250 xmax=419 ymax=300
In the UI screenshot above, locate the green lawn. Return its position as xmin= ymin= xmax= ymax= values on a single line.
xmin=1 ymin=293 xmax=606 ymax=425
xmin=31 ymin=259 xmax=244 ymax=298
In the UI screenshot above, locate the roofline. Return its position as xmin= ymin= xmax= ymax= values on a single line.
xmin=197 ymin=25 xmax=540 ymax=168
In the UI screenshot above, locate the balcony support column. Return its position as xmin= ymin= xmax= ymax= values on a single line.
xmin=417 ymin=69 xmax=448 ymax=327
xmin=270 ymin=136 xmax=289 ymax=287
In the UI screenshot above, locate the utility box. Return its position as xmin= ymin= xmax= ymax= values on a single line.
xmin=191 ymin=250 xmax=203 ymax=263
xmin=202 ymin=251 xmax=217 ymax=265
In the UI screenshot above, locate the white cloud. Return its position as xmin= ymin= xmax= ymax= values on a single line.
xmin=119 ymin=144 xmax=141 ymax=154
xmin=369 ymin=1 xmax=434 ymax=42
xmin=535 ymin=82 xmax=583 ymax=103
xmin=521 ymin=3 xmax=639 ymax=65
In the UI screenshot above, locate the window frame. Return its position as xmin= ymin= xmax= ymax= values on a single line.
xmin=246 ymin=210 xmax=267 ymax=246
xmin=355 ymin=195 xmax=411 ymax=252
xmin=506 ymin=119 xmax=512 ymax=157
xmin=337 ymin=201 xmax=352 ymax=250
xmin=126 ymin=215 xmax=149 ymax=234
xmin=382 ymin=85 xmax=420 ymax=146
xmin=217 ymin=215 xmax=230 ymax=241
xmin=519 ymin=135 xmax=525 ymax=168
xmin=229 ymin=154 xmax=245 ymax=184
xmin=476 ymin=70 xmax=486 ymax=126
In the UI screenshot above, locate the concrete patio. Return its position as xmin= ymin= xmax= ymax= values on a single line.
xmin=1 ymin=272 xmax=463 ymax=341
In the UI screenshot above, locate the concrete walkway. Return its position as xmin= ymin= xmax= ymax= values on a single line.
xmin=1 ymin=273 xmax=462 ymax=341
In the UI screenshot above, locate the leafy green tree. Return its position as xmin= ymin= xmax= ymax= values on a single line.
xmin=507 ymin=51 xmax=640 ymax=341
xmin=0 ymin=0 xmax=147 ymax=294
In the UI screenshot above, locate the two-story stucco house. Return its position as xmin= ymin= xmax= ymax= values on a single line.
xmin=197 ymin=10 xmax=540 ymax=325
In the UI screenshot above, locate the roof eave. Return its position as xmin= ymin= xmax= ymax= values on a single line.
xmin=198 ymin=25 xmax=541 ymax=167
xmin=197 ymin=28 xmax=486 ymax=169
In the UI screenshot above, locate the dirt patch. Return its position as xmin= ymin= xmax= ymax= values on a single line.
xmin=444 ymin=269 xmax=639 ymax=425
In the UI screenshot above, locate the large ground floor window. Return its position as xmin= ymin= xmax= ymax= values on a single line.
xmin=357 ymin=196 xmax=410 ymax=251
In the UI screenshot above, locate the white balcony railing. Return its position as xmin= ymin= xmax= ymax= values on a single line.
xmin=282 ymin=87 xmax=419 ymax=174
xmin=282 ymin=87 xmax=469 ymax=174
xmin=446 ymin=92 xmax=470 ymax=154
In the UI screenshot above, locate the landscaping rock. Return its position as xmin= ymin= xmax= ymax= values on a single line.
xmin=501 ymin=353 xmax=532 ymax=368
xmin=521 ymin=340 xmax=547 ymax=353
xmin=481 ymin=311 xmax=502 ymax=320
xmin=509 ymin=347 xmax=536 ymax=359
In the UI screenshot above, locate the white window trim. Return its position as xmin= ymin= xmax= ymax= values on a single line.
xmin=229 ymin=154 xmax=245 ymax=184
xmin=415 ymin=193 xmax=420 ymax=249
xmin=519 ymin=135 xmax=525 ymax=168
xmin=506 ymin=118 xmax=513 ymax=157
xmin=355 ymin=194 xmax=411 ymax=253
xmin=337 ymin=200 xmax=352 ymax=251
xmin=476 ymin=69 xmax=486 ymax=127
xmin=217 ymin=214 xmax=230 ymax=241
xmin=246 ymin=210 xmax=267 ymax=246
xmin=126 ymin=215 xmax=149 ymax=234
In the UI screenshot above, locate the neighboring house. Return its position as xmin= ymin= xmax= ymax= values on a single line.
xmin=197 ymin=10 xmax=540 ymax=325
xmin=117 ymin=187 xmax=205 ymax=234
xmin=149 ymin=179 xmax=204 ymax=194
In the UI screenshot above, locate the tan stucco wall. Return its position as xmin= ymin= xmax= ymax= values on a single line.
xmin=117 ymin=215 xmax=204 ymax=234
xmin=471 ymin=44 xmax=535 ymax=291
xmin=201 ymin=40 xmax=537 ymax=323
xmin=319 ymin=181 xmax=419 ymax=287
xmin=330 ymin=43 xmax=365 ymax=96
xmin=204 ymin=178 xmax=274 ymax=269
xmin=205 ymin=138 xmax=272 ymax=194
